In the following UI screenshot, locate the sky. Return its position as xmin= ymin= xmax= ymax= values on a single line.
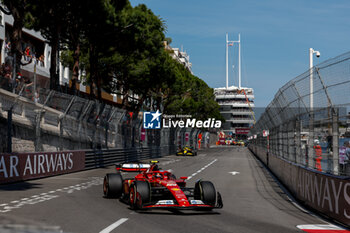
xmin=130 ymin=0 xmax=350 ymax=107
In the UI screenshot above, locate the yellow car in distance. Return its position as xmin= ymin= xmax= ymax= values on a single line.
xmin=176 ymin=146 xmax=197 ymax=156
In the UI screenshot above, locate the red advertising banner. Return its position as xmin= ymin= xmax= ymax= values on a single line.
xmin=0 ymin=151 xmax=85 ymax=184
xmin=185 ymin=133 xmax=189 ymax=141
xmin=235 ymin=128 xmax=250 ymax=135
xmin=141 ymin=128 xmax=146 ymax=141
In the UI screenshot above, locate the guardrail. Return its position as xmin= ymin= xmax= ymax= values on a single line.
xmin=84 ymin=146 xmax=176 ymax=169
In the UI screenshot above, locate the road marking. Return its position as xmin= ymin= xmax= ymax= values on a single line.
xmin=229 ymin=171 xmax=240 ymax=175
xmin=99 ymin=218 xmax=128 ymax=233
xmin=160 ymin=159 xmax=180 ymax=166
xmin=0 ymin=177 xmax=103 ymax=214
xmin=297 ymin=224 xmax=350 ymax=232
xmin=187 ymin=159 xmax=217 ymax=180
xmin=50 ymin=177 xmax=88 ymax=180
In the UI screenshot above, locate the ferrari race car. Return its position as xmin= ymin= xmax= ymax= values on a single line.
xmin=103 ymin=161 xmax=223 ymax=211
xmin=176 ymin=146 xmax=197 ymax=156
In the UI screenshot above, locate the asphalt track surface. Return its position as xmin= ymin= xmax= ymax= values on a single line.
xmin=0 ymin=147 xmax=333 ymax=233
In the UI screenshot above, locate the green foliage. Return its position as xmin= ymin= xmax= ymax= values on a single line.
xmin=6 ymin=0 xmax=223 ymax=122
xmin=162 ymin=59 xmax=224 ymax=122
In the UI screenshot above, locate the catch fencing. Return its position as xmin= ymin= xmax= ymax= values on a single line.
xmin=250 ymin=51 xmax=350 ymax=176
xmin=0 ymin=83 xmax=214 ymax=154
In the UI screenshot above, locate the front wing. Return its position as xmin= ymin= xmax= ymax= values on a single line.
xmin=139 ymin=192 xmax=223 ymax=210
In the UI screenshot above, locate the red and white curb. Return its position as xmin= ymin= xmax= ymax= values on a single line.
xmin=297 ymin=224 xmax=350 ymax=233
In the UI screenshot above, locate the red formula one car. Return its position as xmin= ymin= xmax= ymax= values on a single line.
xmin=103 ymin=161 xmax=223 ymax=211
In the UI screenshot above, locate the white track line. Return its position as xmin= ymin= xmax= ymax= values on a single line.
xmin=0 ymin=177 xmax=103 ymax=214
xmin=297 ymin=224 xmax=347 ymax=230
xmin=99 ymin=218 xmax=128 ymax=233
xmin=187 ymin=159 xmax=217 ymax=180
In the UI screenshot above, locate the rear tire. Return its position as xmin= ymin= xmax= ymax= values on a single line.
xmin=194 ymin=181 xmax=216 ymax=206
xmin=103 ymin=173 xmax=123 ymax=198
xmin=129 ymin=181 xmax=151 ymax=209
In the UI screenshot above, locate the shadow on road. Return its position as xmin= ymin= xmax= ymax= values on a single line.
xmin=132 ymin=209 xmax=221 ymax=216
xmin=0 ymin=181 xmax=43 ymax=191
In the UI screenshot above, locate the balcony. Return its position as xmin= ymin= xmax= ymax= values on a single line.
xmin=20 ymin=57 xmax=50 ymax=78
xmin=226 ymin=118 xmax=255 ymax=123
xmin=218 ymin=101 xmax=255 ymax=108
xmin=215 ymin=94 xmax=254 ymax=100
xmin=231 ymin=111 xmax=254 ymax=116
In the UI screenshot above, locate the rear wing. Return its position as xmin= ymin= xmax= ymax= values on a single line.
xmin=115 ymin=163 xmax=151 ymax=172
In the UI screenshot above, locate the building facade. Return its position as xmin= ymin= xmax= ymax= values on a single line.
xmin=0 ymin=11 xmax=124 ymax=105
xmin=0 ymin=12 xmax=72 ymax=87
xmin=164 ymin=41 xmax=193 ymax=74
xmin=214 ymin=86 xmax=255 ymax=139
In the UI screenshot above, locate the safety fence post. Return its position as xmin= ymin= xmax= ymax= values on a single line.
xmin=7 ymin=108 xmax=12 ymax=153
xmin=332 ymin=108 xmax=339 ymax=175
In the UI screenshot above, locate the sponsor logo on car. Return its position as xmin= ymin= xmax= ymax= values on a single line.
xmin=166 ymin=183 xmax=177 ymax=186
xmin=190 ymin=200 xmax=204 ymax=205
xmin=156 ymin=200 xmax=174 ymax=205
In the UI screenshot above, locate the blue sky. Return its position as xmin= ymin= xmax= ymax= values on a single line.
xmin=130 ymin=0 xmax=350 ymax=107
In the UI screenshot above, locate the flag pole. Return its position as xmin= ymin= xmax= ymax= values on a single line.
xmin=238 ymin=33 xmax=241 ymax=89
xmin=226 ymin=33 xmax=228 ymax=89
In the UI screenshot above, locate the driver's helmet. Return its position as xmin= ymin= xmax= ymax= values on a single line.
xmin=155 ymin=173 xmax=162 ymax=178
xmin=152 ymin=164 xmax=159 ymax=171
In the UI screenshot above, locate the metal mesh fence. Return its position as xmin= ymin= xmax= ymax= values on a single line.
xmin=250 ymin=51 xmax=350 ymax=176
xmin=0 ymin=79 xmax=213 ymax=154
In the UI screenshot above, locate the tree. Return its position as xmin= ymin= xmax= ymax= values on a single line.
xmin=40 ymin=1 xmax=222 ymax=122
xmin=26 ymin=0 xmax=72 ymax=90
xmin=0 ymin=0 xmax=33 ymax=76
xmin=102 ymin=3 xmax=166 ymax=113
xmin=80 ymin=0 xmax=127 ymax=99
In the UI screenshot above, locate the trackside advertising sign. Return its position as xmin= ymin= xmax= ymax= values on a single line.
xmin=0 ymin=151 xmax=85 ymax=184
xmin=143 ymin=110 xmax=222 ymax=129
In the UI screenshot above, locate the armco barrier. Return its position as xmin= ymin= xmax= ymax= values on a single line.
xmin=84 ymin=146 xmax=175 ymax=169
xmin=249 ymin=145 xmax=350 ymax=227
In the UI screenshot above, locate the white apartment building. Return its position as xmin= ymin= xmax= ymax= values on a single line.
xmin=214 ymin=86 xmax=255 ymax=139
xmin=164 ymin=41 xmax=193 ymax=74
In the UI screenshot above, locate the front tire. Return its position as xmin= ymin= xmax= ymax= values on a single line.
xmin=129 ymin=181 xmax=151 ymax=209
xmin=194 ymin=181 xmax=216 ymax=206
xmin=103 ymin=173 xmax=123 ymax=198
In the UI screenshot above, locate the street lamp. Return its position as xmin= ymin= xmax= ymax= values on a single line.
xmin=309 ymin=48 xmax=320 ymax=110
xmin=308 ymin=48 xmax=320 ymax=169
